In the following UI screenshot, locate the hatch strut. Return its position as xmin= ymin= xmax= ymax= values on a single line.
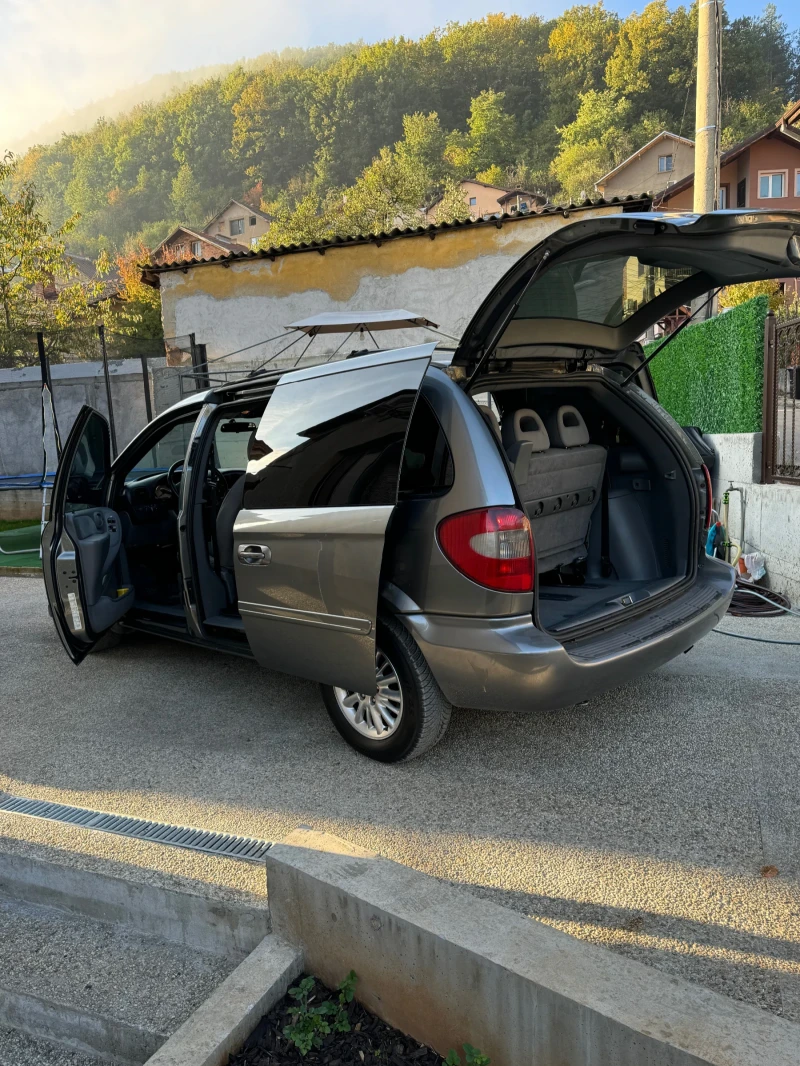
xmin=465 ymin=249 xmax=552 ymax=389
xmin=620 ymin=287 xmax=723 ymax=389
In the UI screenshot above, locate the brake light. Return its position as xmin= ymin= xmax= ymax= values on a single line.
xmin=437 ymin=507 xmax=534 ymax=592
xmin=701 ymin=463 xmax=713 ymax=529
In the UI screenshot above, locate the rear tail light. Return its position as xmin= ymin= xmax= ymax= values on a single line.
xmin=701 ymin=463 xmax=713 ymax=529
xmin=436 ymin=507 xmax=534 ymax=592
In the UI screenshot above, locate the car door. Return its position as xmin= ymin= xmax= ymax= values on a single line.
xmin=233 ymin=344 xmax=435 ymax=693
xmin=42 ymin=406 xmax=134 ymax=664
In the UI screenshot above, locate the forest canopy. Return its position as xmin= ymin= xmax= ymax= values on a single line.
xmin=6 ymin=2 xmax=798 ymax=256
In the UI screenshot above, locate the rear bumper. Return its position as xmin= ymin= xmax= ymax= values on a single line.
xmin=399 ymin=557 xmax=735 ymax=712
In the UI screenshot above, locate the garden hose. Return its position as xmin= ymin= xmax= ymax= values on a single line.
xmin=713 ymin=579 xmax=800 ymax=645
xmin=727 ymin=579 xmax=792 ymax=617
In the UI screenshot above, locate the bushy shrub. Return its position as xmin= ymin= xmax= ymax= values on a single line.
xmin=646 ymin=295 xmax=768 ymax=433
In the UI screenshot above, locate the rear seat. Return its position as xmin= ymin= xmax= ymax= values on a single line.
xmin=501 ymin=405 xmax=606 ymax=572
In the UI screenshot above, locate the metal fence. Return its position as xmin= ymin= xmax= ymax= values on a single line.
xmin=763 ymin=313 xmax=800 ymax=484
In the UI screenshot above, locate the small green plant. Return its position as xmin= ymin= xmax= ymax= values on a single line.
xmin=446 ymin=1045 xmax=490 ymax=1066
xmin=283 ymin=972 xmax=358 ymax=1056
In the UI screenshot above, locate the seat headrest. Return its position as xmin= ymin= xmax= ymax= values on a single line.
xmin=475 ymin=404 xmax=501 ymax=440
xmin=546 ymin=405 xmax=590 ymax=449
xmin=501 ymin=408 xmax=550 ymax=454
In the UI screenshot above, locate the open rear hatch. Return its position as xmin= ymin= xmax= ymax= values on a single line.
xmin=455 ymin=210 xmax=800 ymax=639
xmin=452 ymin=209 xmax=800 ymax=379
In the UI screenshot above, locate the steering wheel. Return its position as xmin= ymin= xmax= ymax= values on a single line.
xmin=167 ymin=459 xmax=228 ymax=499
xmin=167 ymin=459 xmax=185 ymax=497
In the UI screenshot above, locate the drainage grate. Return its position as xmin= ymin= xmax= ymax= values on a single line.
xmin=0 ymin=792 xmax=273 ymax=864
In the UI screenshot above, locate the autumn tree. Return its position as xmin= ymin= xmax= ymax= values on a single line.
xmin=0 ymin=154 xmax=104 ymax=367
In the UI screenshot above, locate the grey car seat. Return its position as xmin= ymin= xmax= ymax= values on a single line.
xmin=476 ymin=404 xmax=501 ymax=440
xmin=502 ymin=405 xmax=606 ymax=572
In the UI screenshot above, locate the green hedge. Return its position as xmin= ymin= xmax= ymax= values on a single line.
xmin=645 ymin=295 xmax=768 ymax=433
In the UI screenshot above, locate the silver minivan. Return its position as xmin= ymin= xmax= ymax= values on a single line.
xmin=43 ymin=210 xmax=800 ymax=761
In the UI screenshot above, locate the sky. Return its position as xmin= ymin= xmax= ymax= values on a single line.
xmin=2 ymin=0 xmax=795 ymax=151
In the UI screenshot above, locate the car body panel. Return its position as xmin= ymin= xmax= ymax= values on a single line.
xmin=399 ymin=555 xmax=735 ymax=711
xmin=234 ymin=344 xmax=434 ymax=692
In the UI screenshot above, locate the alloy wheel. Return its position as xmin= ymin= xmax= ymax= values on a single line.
xmin=333 ymin=651 xmax=403 ymax=740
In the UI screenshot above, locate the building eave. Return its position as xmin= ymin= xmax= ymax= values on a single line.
xmin=141 ymin=194 xmax=653 ymax=285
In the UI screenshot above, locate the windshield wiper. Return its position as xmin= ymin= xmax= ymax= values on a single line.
xmin=620 ymin=287 xmax=723 ymax=389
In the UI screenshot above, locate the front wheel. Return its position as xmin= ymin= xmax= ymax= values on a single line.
xmin=320 ymin=617 xmax=451 ymax=763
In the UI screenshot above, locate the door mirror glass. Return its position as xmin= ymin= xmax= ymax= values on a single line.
xmin=65 ymin=411 xmax=109 ymax=511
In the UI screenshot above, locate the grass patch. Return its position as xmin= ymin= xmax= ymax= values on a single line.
xmin=0 ymin=519 xmax=41 ymax=532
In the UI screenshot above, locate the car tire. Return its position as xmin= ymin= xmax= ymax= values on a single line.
xmin=320 ymin=615 xmax=451 ymax=763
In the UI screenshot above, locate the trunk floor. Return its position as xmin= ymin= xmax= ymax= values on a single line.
xmin=538 ymin=578 xmax=655 ymax=631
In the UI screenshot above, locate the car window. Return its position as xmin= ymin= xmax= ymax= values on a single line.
xmin=213 ymin=418 xmax=257 ymax=471
xmin=126 ymin=418 xmax=197 ymax=481
xmin=65 ymin=411 xmax=108 ymax=511
xmin=244 ymin=360 xmax=420 ymax=510
xmin=398 ymin=397 xmax=454 ymax=498
xmin=514 ymin=254 xmax=697 ymax=327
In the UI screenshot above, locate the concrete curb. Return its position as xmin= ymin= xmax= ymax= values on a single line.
xmin=0 ymin=566 xmax=41 ymax=577
xmin=143 ymin=934 xmax=303 ymax=1066
xmin=266 ymin=828 xmax=800 ymax=1066
xmin=0 ymin=852 xmax=270 ymax=958
xmin=0 ymin=985 xmax=165 ymax=1065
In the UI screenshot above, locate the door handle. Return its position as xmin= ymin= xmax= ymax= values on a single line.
xmin=237 ymin=544 xmax=271 ymax=565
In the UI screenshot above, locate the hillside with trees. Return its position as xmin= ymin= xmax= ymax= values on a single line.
xmin=6 ymin=2 xmax=798 ymax=256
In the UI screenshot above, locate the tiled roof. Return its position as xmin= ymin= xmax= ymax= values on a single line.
xmin=143 ymin=194 xmax=652 ymax=280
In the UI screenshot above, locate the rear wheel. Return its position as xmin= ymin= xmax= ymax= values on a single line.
xmin=320 ymin=616 xmax=451 ymax=762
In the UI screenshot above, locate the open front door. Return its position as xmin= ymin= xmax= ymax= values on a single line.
xmin=234 ymin=344 xmax=435 ymax=692
xmin=42 ymin=406 xmax=134 ymax=663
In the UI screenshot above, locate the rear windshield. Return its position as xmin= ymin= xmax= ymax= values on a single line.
xmin=514 ymin=254 xmax=697 ymax=327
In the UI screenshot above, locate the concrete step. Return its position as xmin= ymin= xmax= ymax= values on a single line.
xmin=0 ymin=850 xmax=267 ymax=1065
xmin=0 ymin=1023 xmax=100 ymax=1066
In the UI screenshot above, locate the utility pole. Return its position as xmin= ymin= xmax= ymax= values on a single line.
xmin=693 ymin=0 xmax=722 ymax=319
xmin=693 ymin=0 xmax=721 ymax=214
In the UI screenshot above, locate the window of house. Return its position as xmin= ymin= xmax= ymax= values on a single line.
xmin=249 ymin=215 xmax=257 ymax=226
xmin=250 ymin=237 xmax=259 ymax=248
xmin=796 ymin=170 xmax=800 ymax=197
xmin=469 ymin=196 xmax=477 ymax=206
xmin=658 ymin=154 xmax=674 ymax=173
xmin=737 ymin=178 xmax=747 ymax=207
xmin=229 ymin=217 xmax=245 ymax=236
xmin=520 ymin=201 xmax=528 ymax=211
xmin=190 ymin=240 xmax=202 ymax=257
xmin=759 ymin=171 xmax=786 ymax=198
xmin=718 ymin=186 xmax=728 ymax=209
xmin=175 ymin=243 xmax=185 ymax=258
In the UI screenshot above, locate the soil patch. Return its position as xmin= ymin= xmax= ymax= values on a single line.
xmin=230 ymin=975 xmax=445 ymax=1066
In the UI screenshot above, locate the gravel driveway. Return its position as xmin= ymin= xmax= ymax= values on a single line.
xmin=2 ymin=575 xmax=799 ymax=1021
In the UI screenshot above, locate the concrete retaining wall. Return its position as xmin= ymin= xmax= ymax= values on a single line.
xmin=0 ymin=359 xmax=151 ymax=479
xmin=266 ymin=828 xmax=800 ymax=1066
xmin=708 ymin=432 xmax=800 ymax=603
xmin=0 ymin=359 xmax=189 ymax=521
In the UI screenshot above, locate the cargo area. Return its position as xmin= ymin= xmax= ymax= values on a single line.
xmin=473 ymin=373 xmax=697 ymax=636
